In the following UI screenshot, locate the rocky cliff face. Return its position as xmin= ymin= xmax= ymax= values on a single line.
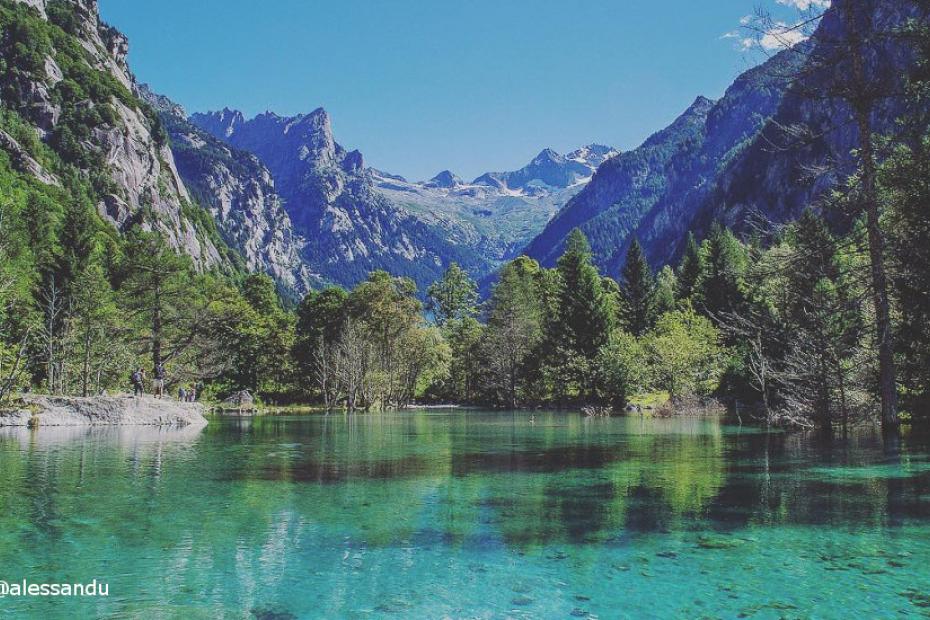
xmin=0 ymin=0 xmax=224 ymax=269
xmin=138 ymin=85 xmax=315 ymax=297
xmin=191 ymin=107 xmax=491 ymax=289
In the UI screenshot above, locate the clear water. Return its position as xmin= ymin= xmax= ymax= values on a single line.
xmin=1 ymin=411 xmax=929 ymax=619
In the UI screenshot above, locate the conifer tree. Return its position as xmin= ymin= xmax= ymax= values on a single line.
xmin=556 ymin=229 xmax=613 ymax=357
xmin=697 ymin=224 xmax=747 ymax=320
xmin=481 ymin=257 xmax=544 ymax=408
xmin=121 ymin=229 xmax=198 ymax=370
xmin=619 ymin=239 xmax=655 ymax=336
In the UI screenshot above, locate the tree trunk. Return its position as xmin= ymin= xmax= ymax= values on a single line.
xmin=152 ymin=282 xmax=163 ymax=369
xmin=844 ymin=1 xmax=899 ymax=431
xmin=81 ymin=327 xmax=91 ymax=397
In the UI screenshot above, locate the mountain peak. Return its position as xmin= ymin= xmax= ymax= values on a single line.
xmin=426 ymin=170 xmax=462 ymax=188
xmin=688 ymin=96 xmax=715 ymax=113
xmin=533 ymin=148 xmax=563 ymax=165
xmin=566 ymin=144 xmax=620 ymax=167
xmin=135 ymin=83 xmax=186 ymax=119
xmin=190 ymin=107 xmax=244 ymax=139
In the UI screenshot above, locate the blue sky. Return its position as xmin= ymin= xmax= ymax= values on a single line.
xmin=99 ymin=0 xmax=811 ymax=182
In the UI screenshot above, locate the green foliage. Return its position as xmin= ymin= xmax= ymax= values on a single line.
xmin=595 ymin=329 xmax=648 ymax=407
xmin=542 ymin=229 xmax=616 ymax=400
xmin=645 ymin=304 xmax=724 ymax=399
xmin=654 ymin=265 xmax=678 ymax=317
xmin=555 ymin=229 xmax=615 ymax=357
xmin=220 ymin=273 xmax=295 ymax=394
xmin=677 ymin=232 xmax=702 ymax=300
xmin=881 ymin=136 xmax=930 ymax=419
xmin=426 ymin=262 xmax=478 ymax=326
xmin=66 ymin=262 xmax=123 ymax=396
xmin=480 ymin=256 xmax=545 ymax=407
xmin=436 ymin=316 xmax=483 ymax=402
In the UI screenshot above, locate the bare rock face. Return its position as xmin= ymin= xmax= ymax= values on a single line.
xmin=139 ymin=85 xmax=316 ymax=297
xmin=191 ymin=107 xmax=491 ymax=289
xmin=0 ymin=395 xmax=208 ymax=427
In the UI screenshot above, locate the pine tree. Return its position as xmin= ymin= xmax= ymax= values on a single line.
xmin=547 ymin=229 xmax=615 ymax=400
xmin=780 ymin=211 xmax=863 ymax=433
xmin=68 ymin=262 xmax=120 ymax=396
xmin=619 ymin=239 xmax=655 ymax=336
xmin=654 ymin=265 xmax=678 ymax=318
xmin=120 ymin=229 xmax=199 ymax=371
xmin=482 ymin=257 xmax=544 ymax=408
xmin=882 ymin=136 xmax=930 ymax=418
xmin=556 ymin=229 xmax=614 ymax=357
xmin=697 ymin=224 xmax=747 ymax=320
xmin=677 ymin=232 xmax=702 ymax=301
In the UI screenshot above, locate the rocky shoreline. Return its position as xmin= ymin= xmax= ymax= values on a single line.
xmin=0 ymin=395 xmax=208 ymax=428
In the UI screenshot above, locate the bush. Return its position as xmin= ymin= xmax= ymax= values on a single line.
xmin=645 ymin=305 xmax=724 ymax=399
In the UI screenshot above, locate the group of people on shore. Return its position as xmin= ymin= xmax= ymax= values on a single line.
xmin=129 ymin=363 xmax=201 ymax=402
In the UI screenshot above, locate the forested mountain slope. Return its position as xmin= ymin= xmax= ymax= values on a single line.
xmin=524 ymin=49 xmax=804 ymax=273
xmin=0 ymin=0 xmax=231 ymax=270
xmin=524 ymin=0 xmax=919 ymax=275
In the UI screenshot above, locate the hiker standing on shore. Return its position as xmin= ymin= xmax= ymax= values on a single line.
xmin=153 ymin=362 xmax=166 ymax=399
xmin=130 ymin=368 xmax=145 ymax=398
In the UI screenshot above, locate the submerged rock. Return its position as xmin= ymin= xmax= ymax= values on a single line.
xmin=250 ymin=607 xmax=297 ymax=620
xmin=0 ymin=395 xmax=207 ymax=427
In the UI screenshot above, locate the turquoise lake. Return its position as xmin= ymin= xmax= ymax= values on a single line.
xmin=1 ymin=411 xmax=929 ymax=619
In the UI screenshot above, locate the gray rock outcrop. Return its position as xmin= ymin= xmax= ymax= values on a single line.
xmin=138 ymin=84 xmax=316 ymax=298
xmin=0 ymin=395 xmax=208 ymax=427
xmin=190 ymin=107 xmax=491 ymax=289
